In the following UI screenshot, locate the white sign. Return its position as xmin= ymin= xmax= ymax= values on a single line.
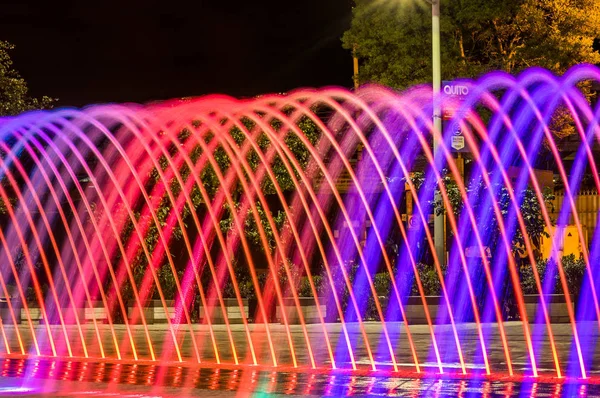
xmin=443 ymin=84 xmax=469 ymax=97
xmin=442 ymin=81 xmax=469 ymax=120
xmin=442 ymin=82 xmax=470 ymax=98
xmin=451 ymin=135 xmax=465 ymax=151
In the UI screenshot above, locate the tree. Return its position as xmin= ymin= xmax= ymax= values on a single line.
xmin=122 ymin=115 xmax=324 ymax=303
xmin=342 ymin=0 xmax=600 ymax=89
xmin=428 ymin=173 xmax=555 ymax=257
xmin=0 ymin=41 xmax=53 ymax=116
xmin=409 ymin=171 xmax=553 ymax=263
xmin=0 ymin=41 xmax=54 ymax=217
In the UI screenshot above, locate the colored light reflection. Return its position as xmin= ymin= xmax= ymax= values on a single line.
xmin=0 ymin=357 xmax=597 ymax=395
xmin=0 ymin=65 xmax=598 ymax=395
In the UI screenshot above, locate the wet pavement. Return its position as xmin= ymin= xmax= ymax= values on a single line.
xmin=0 ymin=359 xmax=597 ymax=397
xmin=0 ymin=322 xmax=598 ymax=396
xmin=0 ymin=358 xmax=597 ymax=397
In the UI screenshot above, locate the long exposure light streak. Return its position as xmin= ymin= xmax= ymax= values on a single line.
xmin=0 ymin=65 xmax=598 ymax=386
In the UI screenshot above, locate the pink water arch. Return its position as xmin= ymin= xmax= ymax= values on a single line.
xmin=0 ymin=64 xmax=599 ymax=384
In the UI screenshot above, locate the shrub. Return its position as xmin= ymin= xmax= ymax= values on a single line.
xmin=413 ymin=263 xmax=442 ymax=296
xmin=297 ymin=275 xmax=324 ymax=297
xmin=520 ymin=254 xmax=586 ymax=297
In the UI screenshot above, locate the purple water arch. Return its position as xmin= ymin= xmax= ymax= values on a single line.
xmin=0 ymin=65 xmax=597 ymax=390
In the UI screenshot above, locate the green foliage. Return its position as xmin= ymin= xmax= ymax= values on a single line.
xmin=221 ymin=262 xmax=267 ymax=299
xmin=297 ymin=275 xmax=324 ymax=298
xmin=373 ymin=272 xmax=391 ymax=296
xmin=102 ymin=103 xmax=325 ymax=311
xmin=520 ymin=254 xmax=586 ymax=297
xmin=275 ymin=262 xmax=326 ymax=298
xmin=0 ymin=194 xmax=16 ymax=215
xmin=127 ymin=115 xmax=322 ymax=303
xmin=0 ymin=42 xmax=54 ymax=216
xmin=222 ymin=266 xmax=324 ymax=300
xmin=0 ymin=41 xmax=53 ymax=116
xmin=412 ymin=262 xmax=442 ymax=296
xmin=219 ymin=202 xmax=287 ymax=252
xmin=364 ymin=265 xmax=441 ymax=320
xmin=243 ymin=203 xmax=287 ymax=250
xmin=343 ymin=0 xmax=600 ymax=88
xmin=414 ymin=171 xmax=555 ymax=254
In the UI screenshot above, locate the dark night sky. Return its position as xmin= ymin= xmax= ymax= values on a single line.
xmin=0 ymin=0 xmax=354 ymax=107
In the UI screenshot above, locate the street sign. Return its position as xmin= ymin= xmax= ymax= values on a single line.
xmin=442 ymin=81 xmax=470 ymax=120
xmin=451 ymin=135 xmax=465 ymax=151
xmin=444 ymin=121 xmax=469 ymax=153
xmin=442 ymin=82 xmax=470 ymax=97
xmin=441 ymin=80 xmax=471 ymax=152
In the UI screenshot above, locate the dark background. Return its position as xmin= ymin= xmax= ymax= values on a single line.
xmin=0 ymin=0 xmax=354 ymax=107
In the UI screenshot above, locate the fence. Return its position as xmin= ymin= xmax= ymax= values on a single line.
xmin=551 ymin=189 xmax=600 ymax=241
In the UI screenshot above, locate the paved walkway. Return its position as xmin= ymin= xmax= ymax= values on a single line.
xmin=0 ymin=322 xmax=597 ymax=396
xmin=0 ymin=366 xmax=597 ymax=397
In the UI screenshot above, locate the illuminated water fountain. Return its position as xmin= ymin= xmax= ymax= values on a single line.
xmin=0 ymin=64 xmax=599 ymax=392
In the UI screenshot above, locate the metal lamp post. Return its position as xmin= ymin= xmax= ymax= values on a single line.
xmin=426 ymin=0 xmax=445 ymax=266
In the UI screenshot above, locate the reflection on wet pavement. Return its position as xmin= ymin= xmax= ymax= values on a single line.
xmin=0 ymin=357 xmax=596 ymax=397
